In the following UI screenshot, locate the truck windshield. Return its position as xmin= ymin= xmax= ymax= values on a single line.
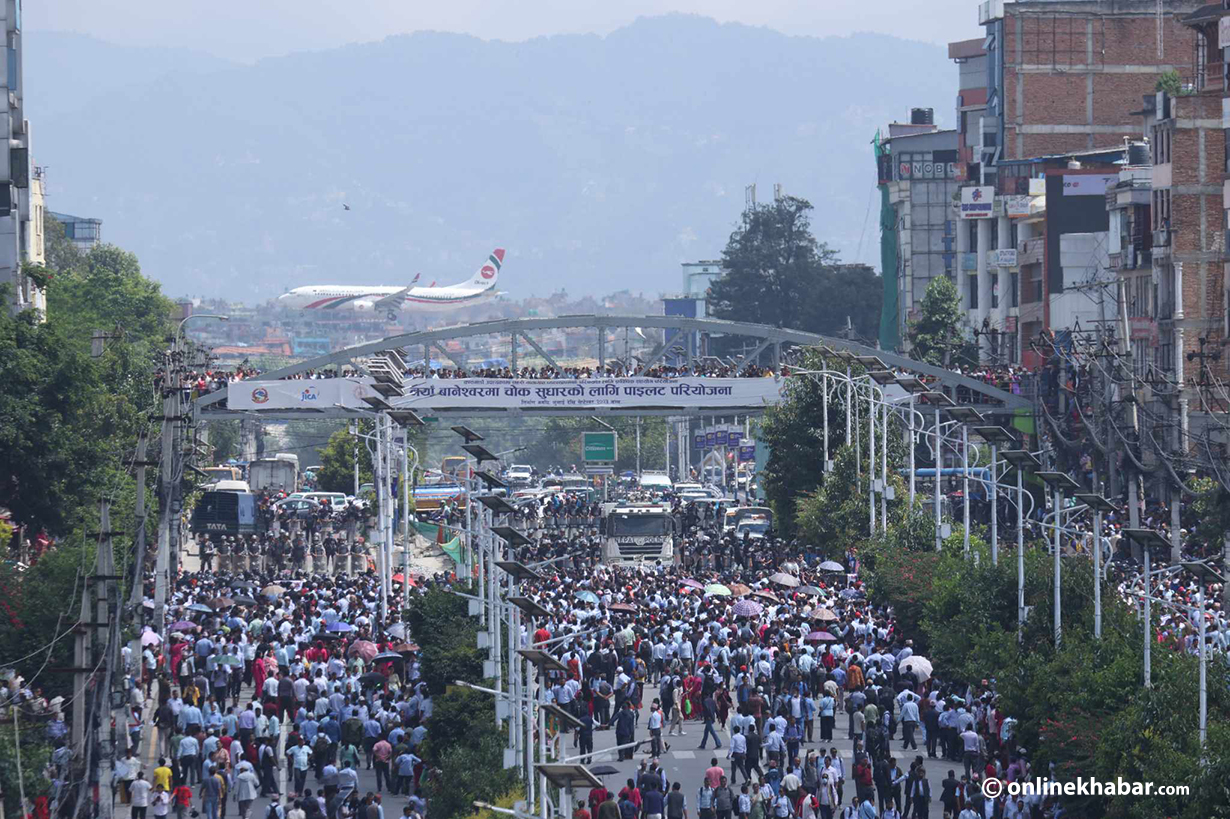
xmin=611 ymin=514 xmax=670 ymax=537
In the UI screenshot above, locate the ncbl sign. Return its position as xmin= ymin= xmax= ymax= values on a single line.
xmin=582 ymin=431 xmax=618 ymax=462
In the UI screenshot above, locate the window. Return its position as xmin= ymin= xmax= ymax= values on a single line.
xmin=991 ymin=272 xmax=1000 ymax=309
xmin=969 ymin=275 xmax=979 ymax=310
xmin=968 ymin=220 xmax=978 ymax=250
xmin=990 ymin=219 xmax=999 ymax=248
xmin=1010 ymin=271 xmax=1019 ymax=308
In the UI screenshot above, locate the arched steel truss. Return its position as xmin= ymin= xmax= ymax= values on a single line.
xmin=195 ymin=314 xmax=1031 ymax=418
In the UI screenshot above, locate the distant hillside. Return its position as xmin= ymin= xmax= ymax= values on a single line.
xmin=27 ymin=16 xmax=951 ymax=301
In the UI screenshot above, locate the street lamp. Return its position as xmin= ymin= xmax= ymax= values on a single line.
xmin=176 ymin=313 xmax=229 ymax=343
xmin=1073 ymin=493 xmax=1117 ymax=640
xmin=975 ymin=425 xmax=1019 ymax=566
xmin=1037 ymin=470 xmax=1080 ymax=646
xmin=1001 ymin=449 xmax=1041 ymax=633
xmin=1180 ymin=560 xmax=1224 ymax=751
xmin=1122 ymin=527 xmax=1173 ymax=688
xmin=946 ymin=406 xmax=984 ymax=557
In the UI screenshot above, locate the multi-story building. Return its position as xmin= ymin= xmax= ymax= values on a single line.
xmin=875 ymin=109 xmax=961 ymax=350
xmin=49 ymin=211 xmax=103 ymax=251
xmin=1163 ymin=5 xmax=1230 ymax=448
xmin=0 ymin=0 xmax=44 ymax=316
xmin=955 ymin=0 xmax=1204 ymax=362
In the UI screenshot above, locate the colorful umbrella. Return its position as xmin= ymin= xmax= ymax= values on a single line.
xmin=210 ymin=597 xmax=236 ymax=608
xmin=729 ymin=584 xmax=753 ymax=597
xmin=813 ymin=608 xmax=839 ymax=622
xmin=705 ymin=584 xmax=733 ymax=597
xmin=169 ymin=621 xmax=198 ymax=632
xmin=806 ymin=631 xmax=837 ymax=643
xmin=262 ymin=584 xmax=287 ymax=598
xmin=326 ymin=621 xmax=355 ymax=633
xmin=608 ymin=602 xmax=637 ymax=613
xmin=732 ymin=599 xmax=764 ymax=617
xmin=682 ymin=579 xmax=705 ymax=590
xmin=186 ymin=603 xmax=215 ymax=613
xmin=348 ymin=640 xmax=377 ymax=662
xmin=797 ymin=585 xmax=823 ymax=596
xmin=576 ymin=590 xmax=600 ymax=604
xmin=140 ymin=630 xmax=162 ymax=646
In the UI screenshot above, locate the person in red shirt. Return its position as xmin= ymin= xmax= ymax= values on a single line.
xmin=573 ymin=800 xmax=591 ymax=819
xmin=171 ymin=784 xmax=193 ymax=819
xmin=533 ymin=627 xmax=552 ymax=645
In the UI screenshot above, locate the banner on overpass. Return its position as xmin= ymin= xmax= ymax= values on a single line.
xmin=228 ymin=376 xmax=786 ymax=412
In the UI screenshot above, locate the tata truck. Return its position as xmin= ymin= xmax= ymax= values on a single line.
xmin=603 ymin=502 xmax=677 ymax=564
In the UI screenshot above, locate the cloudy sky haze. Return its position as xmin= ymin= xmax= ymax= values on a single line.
xmin=29 ymin=0 xmax=982 ymax=62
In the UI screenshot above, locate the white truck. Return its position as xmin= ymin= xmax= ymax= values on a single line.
xmin=603 ymin=502 xmax=677 ymax=564
xmin=248 ymin=457 xmax=299 ymax=494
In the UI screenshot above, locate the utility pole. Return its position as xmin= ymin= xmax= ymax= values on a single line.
xmin=351 ymin=421 xmax=360 ymax=497
xmin=128 ymin=434 xmax=150 ymax=611
xmin=96 ymin=500 xmax=119 ymax=819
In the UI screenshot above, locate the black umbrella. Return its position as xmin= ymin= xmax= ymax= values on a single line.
xmin=232 ymin=581 xmax=257 ymax=590
xmin=590 ymin=765 xmax=620 ymax=777
xmin=233 ymin=595 xmax=257 ymax=606
xmin=359 ymin=672 xmax=387 ymax=687
xmin=373 ymin=652 xmax=405 ymax=666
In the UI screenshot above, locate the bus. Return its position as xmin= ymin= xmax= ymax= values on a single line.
xmin=202 ymin=465 xmax=242 ymax=486
xmin=441 ymin=456 xmax=468 ymax=480
xmin=603 ymin=503 xmax=677 ymax=564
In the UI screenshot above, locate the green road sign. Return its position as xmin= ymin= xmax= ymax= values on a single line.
xmin=582 ymin=431 xmax=618 ymax=462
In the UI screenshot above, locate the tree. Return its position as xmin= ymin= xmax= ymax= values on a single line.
xmin=905 ymin=275 xmax=976 ymax=367
xmin=707 ymin=197 xmax=879 ymax=341
xmin=316 ymin=425 xmax=374 ymax=494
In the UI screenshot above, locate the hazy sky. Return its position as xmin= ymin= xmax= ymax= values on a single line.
xmin=28 ymin=0 xmax=981 ymax=62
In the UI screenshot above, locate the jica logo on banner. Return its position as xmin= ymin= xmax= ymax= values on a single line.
xmin=299 ymin=387 xmax=320 ymax=402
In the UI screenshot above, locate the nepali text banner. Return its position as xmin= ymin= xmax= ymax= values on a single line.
xmin=228 ymin=376 xmax=785 ymax=411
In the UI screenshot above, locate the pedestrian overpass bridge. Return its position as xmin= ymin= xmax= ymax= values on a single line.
xmin=193 ymin=314 xmax=1031 ymax=420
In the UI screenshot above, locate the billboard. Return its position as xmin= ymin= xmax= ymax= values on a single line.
xmin=960 ymin=186 xmax=995 ymax=219
xmin=228 ymin=376 xmax=787 ymax=412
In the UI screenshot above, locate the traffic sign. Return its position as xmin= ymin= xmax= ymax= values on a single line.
xmin=716 ymin=429 xmax=729 ymax=446
xmin=582 ymin=431 xmax=618 ymax=462
xmin=585 ymin=464 xmax=615 ymax=475
xmin=693 ymin=433 xmax=705 ymax=449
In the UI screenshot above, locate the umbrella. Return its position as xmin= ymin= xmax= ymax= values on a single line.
xmin=796 ymin=585 xmax=823 ymax=596
xmin=704 ymin=584 xmax=732 ymax=597
xmin=899 ymin=656 xmax=933 ymax=682
xmin=386 ymin=623 xmax=409 ymax=640
xmin=806 ymin=631 xmax=838 ymax=643
xmin=732 ymin=599 xmax=764 ymax=617
xmin=326 ymin=621 xmax=355 ymax=633
xmin=589 ymin=765 xmax=620 ymax=777
xmin=813 ymin=608 xmax=839 ymax=622
xmin=359 ymin=672 xmax=387 ymax=687
xmin=233 ymin=595 xmax=257 ymax=606
xmin=729 ymin=583 xmax=752 ymax=597
xmin=608 ymin=603 xmax=637 ymax=613
xmin=818 ymin=560 xmax=845 ymax=572
xmin=262 ymin=584 xmax=287 ymax=598
xmin=751 ymin=590 xmax=780 ymax=604
xmin=186 ymin=603 xmax=215 ymax=613
xmin=216 ymin=655 xmax=243 ymax=666
xmin=390 ymin=642 xmax=420 ymax=653
xmin=140 ymin=630 xmax=162 ymax=646
xmin=682 ymin=579 xmax=705 ymax=590
xmin=348 ymin=640 xmax=377 ymax=662
xmin=769 ymin=572 xmax=800 ymax=588
xmin=839 ymin=588 xmax=862 ymax=599
xmin=232 ymin=581 xmax=256 ymax=590
xmin=314 ymin=632 xmax=342 ymax=641
xmin=575 ymin=590 xmax=600 ymax=604
xmin=373 ymin=651 xmax=405 ymax=665
xmin=392 ymin=573 xmax=405 ymax=583
xmin=169 ymin=621 xmax=198 ymax=632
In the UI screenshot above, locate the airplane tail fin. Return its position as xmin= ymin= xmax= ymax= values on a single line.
xmin=465 ymin=249 xmax=505 ymax=289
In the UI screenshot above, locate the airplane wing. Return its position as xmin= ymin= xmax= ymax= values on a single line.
xmin=373 ymin=287 xmax=413 ymax=309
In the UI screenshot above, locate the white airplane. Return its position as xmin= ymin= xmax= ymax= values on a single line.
xmin=278 ymin=249 xmax=506 ymax=319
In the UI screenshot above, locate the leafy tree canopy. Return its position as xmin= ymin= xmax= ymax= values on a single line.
xmin=905 ymin=275 xmax=976 ymax=368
